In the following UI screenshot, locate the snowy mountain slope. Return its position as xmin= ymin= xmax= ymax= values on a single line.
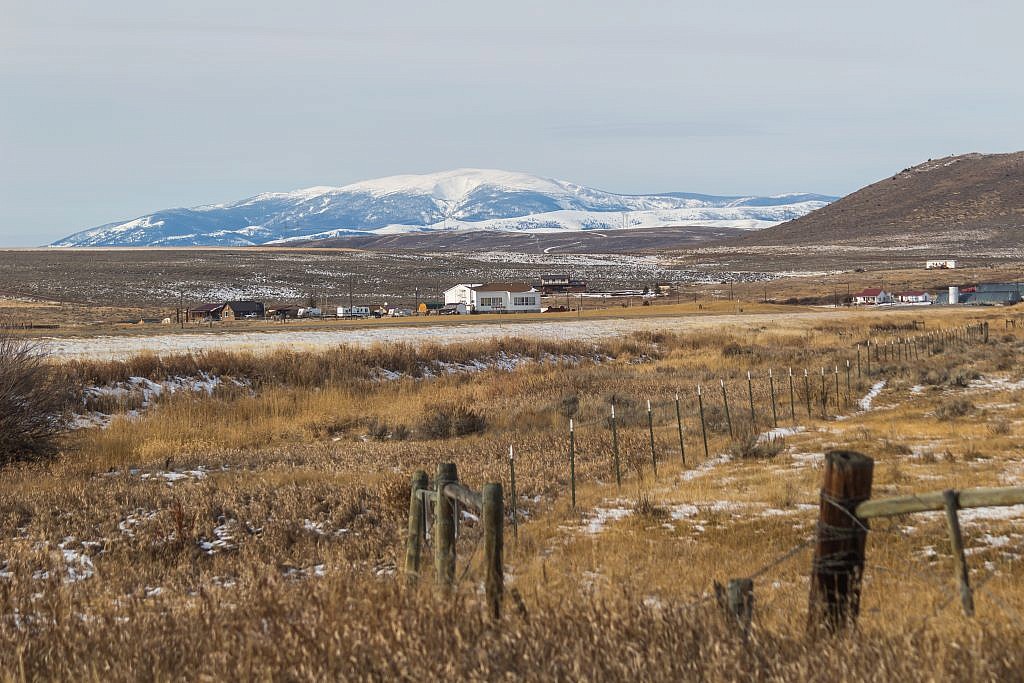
xmin=52 ymin=169 xmax=835 ymax=247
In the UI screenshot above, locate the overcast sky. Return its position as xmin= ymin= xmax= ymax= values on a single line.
xmin=2 ymin=0 xmax=1022 ymax=246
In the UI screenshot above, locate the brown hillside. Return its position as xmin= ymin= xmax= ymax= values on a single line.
xmin=735 ymin=151 xmax=1024 ymax=248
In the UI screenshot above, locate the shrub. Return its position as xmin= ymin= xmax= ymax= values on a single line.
xmin=417 ymin=403 xmax=487 ymax=439
xmin=935 ymin=397 xmax=974 ymax=420
xmin=0 ymin=334 xmax=70 ymax=464
xmin=729 ymin=434 xmax=785 ymax=460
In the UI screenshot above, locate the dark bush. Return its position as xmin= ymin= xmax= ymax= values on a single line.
xmin=0 ymin=334 xmax=70 ymax=464
xmin=417 ymin=403 xmax=487 ymax=439
xmin=935 ymin=397 xmax=974 ymax=420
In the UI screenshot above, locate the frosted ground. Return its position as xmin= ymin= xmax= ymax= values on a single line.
xmin=44 ymin=310 xmax=832 ymax=360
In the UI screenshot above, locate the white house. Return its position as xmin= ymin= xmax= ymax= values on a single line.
xmin=895 ymin=290 xmax=931 ymax=304
xmin=443 ymin=282 xmax=542 ymax=313
xmin=926 ymin=260 xmax=956 ymax=269
xmin=852 ymin=288 xmax=894 ymax=305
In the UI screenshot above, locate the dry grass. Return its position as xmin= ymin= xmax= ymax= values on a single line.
xmin=1 ymin=305 xmax=1022 ymax=679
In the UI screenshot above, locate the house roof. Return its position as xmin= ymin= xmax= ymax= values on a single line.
xmin=470 ymin=282 xmax=535 ymax=293
xmin=189 ymin=303 xmax=224 ymax=312
xmin=855 ymin=288 xmax=884 ymax=297
xmin=224 ymin=301 xmax=264 ymax=313
xmin=897 ymin=291 xmax=928 ymax=297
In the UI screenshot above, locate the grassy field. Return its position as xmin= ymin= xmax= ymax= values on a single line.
xmin=0 ymin=304 xmax=1023 ymax=678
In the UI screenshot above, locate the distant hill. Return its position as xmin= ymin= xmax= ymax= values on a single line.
xmin=735 ymin=152 xmax=1024 ymax=249
xmin=52 ymin=168 xmax=833 ymax=247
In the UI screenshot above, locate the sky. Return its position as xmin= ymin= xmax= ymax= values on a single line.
xmin=2 ymin=0 xmax=1023 ymax=246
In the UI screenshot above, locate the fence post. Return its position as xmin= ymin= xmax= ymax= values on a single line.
xmin=856 ymin=344 xmax=862 ymax=379
xmin=747 ymin=371 xmax=757 ymax=433
xmin=483 ymin=482 xmax=504 ymax=620
xmin=727 ymin=578 xmax=754 ymax=637
xmin=508 ymin=445 xmax=518 ymax=542
xmin=434 ymin=462 xmax=458 ymax=589
xmin=405 ymin=469 xmax=430 ymax=579
xmin=942 ymin=489 xmax=974 ymax=616
xmin=675 ymin=393 xmax=686 ymax=466
xmin=983 ymin=321 xmax=990 ymax=343
xmin=721 ymin=379 xmax=733 ymax=439
xmin=820 ymin=367 xmax=828 ymax=416
xmin=866 ymin=341 xmax=871 ymax=375
xmin=768 ymin=368 xmax=778 ymax=428
xmin=647 ymin=400 xmax=658 ymax=477
xmin=808 ymin=450 xmax=874 ymax=632
xmin=698 ymin=384 xmax=710 ymax=460
xmin=569 ymin=419 xmax=576 ymax=509
xmin=845 ymin=360 xmax=851 ymax=408
xmin=833 ymin=365 xmax=840 ymax=411
xmin=803 ymin=369 xmax=812 ymax=419
xmin=611 ymin=404 xmax=621 ymax=488
xmin=788 ymin=367 xmax=796 ymax=422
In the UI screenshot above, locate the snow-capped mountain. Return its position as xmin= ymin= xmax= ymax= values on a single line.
xmin=52 ymin=169 xmax=835 ymax=247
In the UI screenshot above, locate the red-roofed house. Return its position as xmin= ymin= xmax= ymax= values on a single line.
xmin=852 ymin=288 xmax=894 ymax=305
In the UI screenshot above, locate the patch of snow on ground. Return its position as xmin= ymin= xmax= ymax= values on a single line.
xmin=859 ymin=381 xmax=887 ymax=411
xmin=584 ymin=505 xmax=633 ymax=534
xmin=680 ymin=453 xmax=732 ymax=481
xmin=757 ymin=426 xmax=804 ymax=444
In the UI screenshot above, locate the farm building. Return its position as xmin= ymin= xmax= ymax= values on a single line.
xmin=221 ymin=301 xmax=265 ymax=320
xmin=444 ymin=283 xmax=542 ymax=313
xmin=852 ymin=288 xmax=894 ymax=305
xmin=936 ymin=283 xmax=1023 ymax=306
xmin=895 ymin=291 xmax=931 ymax=304
xmin=186 ymin=303 xmax=224 ymax=322
xmin=538 ymin=275 xmax=587 ymax=294
xmin=926 ymin=259 xmax=957 ymax=269
xmin=267 ymin=306 xmax=300 ymax=320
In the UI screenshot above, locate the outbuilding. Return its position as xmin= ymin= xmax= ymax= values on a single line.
xmin=221 ymin=301 xmax=265 ymax=320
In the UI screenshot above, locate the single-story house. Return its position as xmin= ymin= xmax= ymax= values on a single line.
xmin=186 ymin=303 xmax=224 ymax=322
xmin=267 ymin=306 xmax=300 ymax=320
xmin=852 ymin=289 xmax=894 ymax=305
xmin=538 ymin=275 xmax=587 ymax=294
xmin=926 ymin=260 xmax=957 ymax=269
xmin=444 ymin=283 xmax=542 ymax=313
xmin=895 ymin=291 xmax=931 ymax=304
xmin=222 ymin=301 xmax=265 ymax=320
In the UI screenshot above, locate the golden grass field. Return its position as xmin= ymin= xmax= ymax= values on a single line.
xmin=1 ymin=303 xmax=1023 ymax=680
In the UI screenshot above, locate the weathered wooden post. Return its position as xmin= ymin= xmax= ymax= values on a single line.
xmin=942 ymin=489 xmax=974 ymax=616
xmin=833 ymin=365 xmax=841 ymax=411
xmin=820 ymin=367 xmax=828 ymax=416
xmin=721 ymin=379 xmax=734 ymax=439
xmin=727 ymin=578 xmax=754 ymax=637
xmin=845 ymin=360 xmax=852 ymax=408
xmin=647 ymin=400 xmax=658 ymax=477
xmin=569 ymin=419 xmax=576 ymax=509
xmin=856 ymin=344 xmax=862 ymax=379
xmin=808 ymin=450 xmax=874 ymax=632
xmin=434 ymin=462 xmax=458 ymax=588
xmin=866 ymin=340 xmax=872 ymax=374
xmin=803 ymin=369 xmax=812 ymax=419
xmin=747 ymin=371 xmax=757 ymax=433
xmin=405 ymin=469 xmax=430 ymax=578
xmin=508 ymin=445 xmax=518 ymax=542
xmin=675 ymin=393 xmax=686 ymax=466
xmin=983 ymin=321 xmax=990 ymax=343
xmin=610 ymin=403 xmax=621 ymax=488
xmin=697 ymin=384 xmax=710 ymax=460
xmin=788 ymin=367 xmax=796 ymax=422
xmin=768 ymin=368 xmax=778 ymax=428
xmin=482 ymin=482 xmax=504 ymax=619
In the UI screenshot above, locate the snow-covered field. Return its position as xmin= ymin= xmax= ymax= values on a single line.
xmin=43 ymin=310 xmax=831 ymax=360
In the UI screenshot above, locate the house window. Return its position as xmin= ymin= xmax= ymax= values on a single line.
xmin=513 ymin=296 xmax=536 ymax=306
xmin=479 ymin=296 xmax=504 ymax=307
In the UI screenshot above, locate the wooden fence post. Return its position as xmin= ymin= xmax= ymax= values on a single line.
xmin=434 ymin=462 xmax=458 ymax=589
xmin=405 ymin=469 xmax=430 ymax=578
xmin=769 ymin=368 xmax=778 ymax=428
xmin=611 ymin=404 xmax=621 ymax=488
xmin=856 ymin=344 xmax=862 ymax=379
xmin=942 ymin=489 xmax=974 ymax=616
xmin=675 ymin=393 xmax=686 ymax=466
xmin=483 ymin=482 xmax=504 ymax=619
xmin=569 ymin=419 xmax=576 ymax=509
xmin=833 ymin=365 xmax=840 ymax=411
xmin=727 ymin=578 xmax=754 ymax=637
xmin=845 ymin=360 xmax=852 ymax=408
xmin=866 ymin=341 xmax=871 ymax=374
xmin=721 ymin=379 xmax=734 ymax=439
xmin=508 ymin=446 xmax=518 ymax=542
xmin=698 ymin=384 xmax=710 ymax=461
xmin=788 ymin=367 xmax=796 ymax=422
xmin=647 ymin=400 xmax=658 ymax=477
xmin=808 ymin=450 xmax=874 ymax=632
xmin=747 ymin=371 xmax=757 ymax=433
xmin=820 ymin=367 xmax=828 ymax=416
xmin=803 ymin=369 xmax=812 ymax=419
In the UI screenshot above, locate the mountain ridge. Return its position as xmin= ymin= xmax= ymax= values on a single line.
xmin=52 ymin=168 xmax=834 ymax=247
